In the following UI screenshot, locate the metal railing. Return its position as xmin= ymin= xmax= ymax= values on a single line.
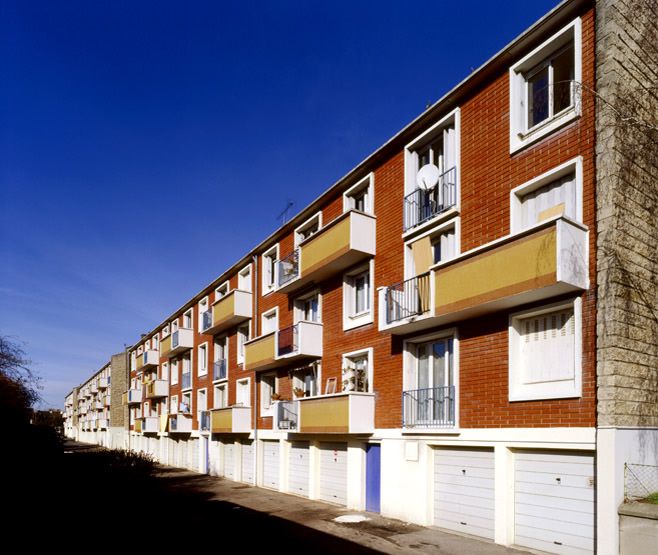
xmin=402 ymin=386 xmax=455 ymax=428
xmin=199 ymin=410 xmax=211 ymax=432
xmin=277 ymin=324 xmax=298 ymax=357
xmin=277 ymin=249 xmax=299 ymax=287
xmin=202 ymin=311 xmax=212 ymax=332
xmin=181 ymin=372 xmax=191 ymax=390
xmin=385 ymin=272 xmax=431 ymax=324
xmin=213 ymin=359 xmax=227 ymax=381
xmin=403 ymin=166 xmax=457 ymax=231
xmin=276 ymin=400 xmax=298 ymax=430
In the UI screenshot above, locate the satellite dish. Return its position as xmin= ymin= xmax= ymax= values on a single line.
xmin=416 ymin=164 xmax=440 ymax=190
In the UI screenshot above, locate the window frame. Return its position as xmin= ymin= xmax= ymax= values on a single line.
xmin=213 ymin=383 xmax=228 ymax=409
xmin=260 ymin=372 xmax=277 ymax=416
xmin=261 ymin=244 xmax=280 ymax=296
xmin=237 ymin=323 xmax=250 ymax=365
xmin=198 ymin=296 xmax=209 ymax=330
xmin=170 ymin=358 xmax=179 ymax=386
xmin=236 ymin=377 xmax=251 ymax=407
xmin=238 ymin=264 xmax=252 ymax=293
xmin=294 ymin=289 xmax=322 ymax=324
xmin=343 ymin=260 xmax=374 ymax=331
xmin=509 ymin=17 xmax=582 ymax=153
xmin=215 ymin=281 xmax=230 ymax=301
xmin=341 ymin=348 xmax=373 ymax=393
xmin=261 ymin=307 xmax=279 ymax=335
xmin=404 ymin=216 xmax=460 ymax=280
xmin=508 ymin=297 xmax=582 ymax=402
xmin=294 ymin=211 xmax=323 ymax=247
xmin=197 ymin=342 xmax=208 ymax=376
xmin=343 ymin=173 xmax=374 ymax=215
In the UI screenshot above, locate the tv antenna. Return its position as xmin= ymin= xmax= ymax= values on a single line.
xmin=277 ymin=200 xmax=294 ymax=225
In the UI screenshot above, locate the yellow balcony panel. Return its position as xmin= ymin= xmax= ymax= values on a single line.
xmin=141 ymin=416 xmax=159 ymax=433
xmin=144 ymin=379 xmax=168 ymax=399
xmin=160 ymin=328 xmax=194 ymax=358
xmin=244 ymin=322 xmax=323 ymax=372
xmin=134 ymin=419 xmax=142 ymax=433
xmin=203 ymin=290 xmax=252 ymax=335
xmin=278 ymin=210 xmax=376 ymax=294
xmin=136 ymin=350 xmax=159 ymax=370
xmin=297 ymin=392 xmax=374 ymax=434
xmin=380 ymin=217 xmax=588 ymax=334
xmin=169 ymin=413 xmax=193 ymax=433
xmin=210 ymin=406 xmax=251 ymax=433
xmin=244 ymin=332 xmax=276 ymax=371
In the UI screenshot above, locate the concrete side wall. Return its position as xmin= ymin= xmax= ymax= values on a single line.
xmin=619 ymin=504 xmax=658 ymax=555
xmin=109 ymin=351 xmax=128 ymax=428
xmin=596 ymin=0 xmax=658 ymax=427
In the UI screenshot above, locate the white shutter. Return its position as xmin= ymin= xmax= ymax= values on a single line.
xmin=521 ymin=173 xmax=576 ymax=228
xmin=443 ymin=127 xmax=456 ymax=171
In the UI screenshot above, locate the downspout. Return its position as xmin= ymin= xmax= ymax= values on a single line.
xmin=252 ymin=254 xmax=259 ymax=483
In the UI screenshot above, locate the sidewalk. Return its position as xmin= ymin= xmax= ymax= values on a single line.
xmin=155 ymin=464 xmax=528 ymax=554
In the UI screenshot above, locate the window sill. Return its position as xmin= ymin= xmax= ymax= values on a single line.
xmin=343 ymin=312 xmax=373 ymax=331
xmin=510 ymin=107 xmax=579 ymax=154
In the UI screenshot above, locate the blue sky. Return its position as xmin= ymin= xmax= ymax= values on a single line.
xmin=0 ymin=0 xmax=559 ymax=408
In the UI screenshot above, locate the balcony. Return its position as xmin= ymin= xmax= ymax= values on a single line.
xmin=276 ymin=210 xmax=376 ymax=294
xmin=126 ymin=389 xmax=142 ymax=404
xmin=243 ymin=322 xmax=323 ymax=371
xmin=209 ymin=406 xmax=251 ymax=433
xmin=136 ymin=350 xmax=159 ymax=370
xmin=213 ymin=359 xmax=227 ymax=381
xmin=141 ymin=416 xmax=159 ymax=433
xmin=402 ymin=386 xmax=456 ymax=429
xmin=403 ymin=166 xmax=457 ymax=232
xmin=169 ymin=413 xmax=193 ymax=433
xmin=286 ymin=392 xmax=375 ymax=434
xmin=144 ymin=380 xmax=168 ymax=399
xmin=181 ymin=372 xmax=192 ymax=390
xmin=202 ymin=290 xmax=252 ymax=335
xmin=380 ymin=217 xmax=589 ymax=334
xmin=94 ymin=400 xmax=103 ymax=410
xmin=91 ymin=382 xmax=98 ymax=393
xmin=98 ymin=377 xmax=109 ymax=389
xmin=274 ymin=400 xmax=299 ymax=431
xmin=160 ymin=328 xmax=194 ymax=358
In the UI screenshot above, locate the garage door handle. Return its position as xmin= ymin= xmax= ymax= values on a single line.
xmin=462 ymin=469 xmax=466 ymax=475
xmin=554 ymin=542 xmax=563 ymax=546
xmin=460 ymin=521 xmax=467 ymax=526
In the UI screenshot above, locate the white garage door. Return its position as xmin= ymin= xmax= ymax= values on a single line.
xmin=189 ymin=439 xmax=199 ymax=471
xmin=288 ymin=441 xmax=310 ymax=497
xmin=515 ymin=451 xmax=594 ymax=555
xmin=241 ymin=440 xmax=255 ymax=484
xmin=319 ymin=443 xmax=348 ymax=505
xmin=262 ymin=441 xmax=280 ymax=490
xmin=223 ymin=441 xmax=235 ymax=480
xmin=434 ymin=447 xmax=495 ymax=540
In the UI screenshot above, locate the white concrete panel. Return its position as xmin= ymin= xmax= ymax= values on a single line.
xmin=289 ymin=441 xmax=310 ymax=497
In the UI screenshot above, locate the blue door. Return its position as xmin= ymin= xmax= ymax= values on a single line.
xmin=365 ymin=443 xmax=381 ymax=513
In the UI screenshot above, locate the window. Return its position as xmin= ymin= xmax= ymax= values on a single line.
xmin=260 ymin=373 xmax=277 ymax=415
xmin=171 ymin=319 xmax=179 ymax=332
xmin=162 ymin=325 xmax=170 ymax=337
xmin=295 ymin=212 xmax=322 ymax=246
xmin=262 ymin=308 xmax=278 ymax=335
xmin=343 ymin=174 xmax=374 ymax=214
xmin=152 ymin=335 xmax=159 ymax=350
xmin=294 ymin=291 xmax=320 ymax=323
xmin=171 ymin=359 xmax=178 ymax=385
xmin=197 ymin=389 xmax=207 ymax=412
xmin=343 ymin=262 xmax=374 ymax=330
xmin=262 ymin=245 xmax=279 ymax=295
xmin=161 ymin=362 xmax=169 ymax=381
xmin=170 ymin=395 xmax=178 ymax=414
xmin=509 ymin=18 xmax=581 ymax=152
xmin=511 ymin=157 xmax=582 ymax=233
xmin=130 ymin=352 xmax=136 ymax=371
xmin=181 ymin=392 xmax=192 ymax=414
xmin=198 ymin=344 xmax=208 ymax=376
xmin=183 ymin=309 xmax=193 ymax=329
xmin=509 ymin=299 xmax=582 ymax=401
xmin=214 ymin=335 xmax=228 ymax=381
xmin=238 ymin=265 xmax=252 ymax=292
xmin=145 ymin=340 xmax=150 ymax=350
xmin=215 ymin=281 xmax=229 ymax=301
xmin=214 ymin=384 xmax=227 ymax=409
xmin=237 ymin=324 xmax=249 ymax=364
xmin=198 ymin=297 xmax=209 ymax=329
xmin=236 ymin=378 xmax=250 ymax=406
xmin=404 ymin=111 xmax=459 ymax=232
xmin=292 ymin=365 xmax=319 ymax=398
xmin=342 ymin=349 xmax=373 ymax=393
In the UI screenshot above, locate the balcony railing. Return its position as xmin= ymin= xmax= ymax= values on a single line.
xmin=181 ymin=372 xmax=192 ymax=390
xmin=275 ymin=400 xmax=298 ymax=431
xmin=402 ymin=386 xmax=455 ymax=428
xmin=385 ymin=272 xmax=431 ymax=324
xmin=199 ymin=410 xmax=211 ymax=432
xmin=277 ymin=324 xmax=298 ymax=357
xmin=213 ymin=359 xmax=227 ymax=381
xmin=277 ymin=249 xmax=299 ymax=287
xmin=403 ymin=166 xmax=457 ymax=231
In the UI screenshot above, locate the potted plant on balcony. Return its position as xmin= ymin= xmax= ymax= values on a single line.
xmin=341 ymin=367 xmax=367 ymax=392
xmin=293 ymin=387 xmax=306 ymax=398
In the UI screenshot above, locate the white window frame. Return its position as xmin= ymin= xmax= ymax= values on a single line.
xmin=404 ymin=217 xmax=461 ymax=279
xmin=237 ymin=323 xmax=250 ymax=365
xmin=198 ymin=296 xmax=209 ymax=329
xmin=171 ymin=319 xmax=179 ymax=332
xmin=402 ymin=327 xmax=460 ymax=429
xmin=509 ymin=17 xmax=582 ymax=153
xmin=294 ymin=290 xmax=322 ymax=324
xmin=291 ymin=364 xmax=321 ymax=398
xmin=197 ymin=342 xmax=208 ymax=376
xmin=170 ymin=395 xmax=178 ymax=414
xmin=152 ymin=334 xmax=159 ymax=349
xmin=238 ymin=264 xmax=252 ymax=293
xmin=341 ymin=347 xmax=373 ymax=393
xmin=182 ymin=352 xmax=192 ymax=389
xmin=343 ymin=173 xmax=374 ymax=215
xmin=236 ymin=377 xmax=251 ymax=407
xmin=181 ymin=391 xmax=192 ymax=414
xmin=510 ymin=156 xmax=583 ymax=233
xmin=183 ymin=309 xmax=193 ymax=330
xmin=161 ymin=361 xmax=169 ymax=381
xmin=260 ymin=373 xmax=277 ymax=416
xmin=294 ymin=211 xmax=323 ymax=247
xmin=261 ymin=307 xmax=279 ymax=335
xmin=145 ymin=339 xmax=150 ymax=350
xmin=215 ymin=281 xmax=229 ymax=301
xmin=162 ymin=325 xmax=170 ymax=338
xmin=508 ymin=298 xmax=582 ymax=402
xmin=170 ymin=359 xmax=179 ymax=386
xmin=214 ymin=383 xmax=228 ymax=409
xmin=261 ymin=244 xmax=279 ymax=296
xmin=213 ymin=335 xmax=228 ymax=383
xmin=197 ymin=388 xmax=208 ymax=413
xmin=343 ymin=260 xmax=374 ymax=331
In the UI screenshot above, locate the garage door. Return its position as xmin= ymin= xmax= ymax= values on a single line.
xmin=319 ymin=443 xmax=348 ymax=505
xmin=241 ymin=440 xmax=255 ymax=484
xmin=262 ymin=441 xmax=280 ymax=490
xmin=434 ymin=447 xmax=495 ymax=540
xmin=223 ymin=441 xmax=235 ymax=480
xmin=289 ymin=441 xmax=310 ymax=497
xmin=189 ymin=439 xmax=199 ymax=471
xmin=514 ymin=451 xmax=594 ymax=555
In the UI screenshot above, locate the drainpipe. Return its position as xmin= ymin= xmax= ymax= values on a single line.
xmin=252 ymin=254 xmax=259 ymax=483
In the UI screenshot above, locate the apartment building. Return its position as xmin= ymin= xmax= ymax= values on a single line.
xmin=64 ymin=1 xmax=658 ymax=553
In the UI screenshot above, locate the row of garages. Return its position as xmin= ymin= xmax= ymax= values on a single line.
xmin=124 ymin=435 xmax=594 ymax=555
